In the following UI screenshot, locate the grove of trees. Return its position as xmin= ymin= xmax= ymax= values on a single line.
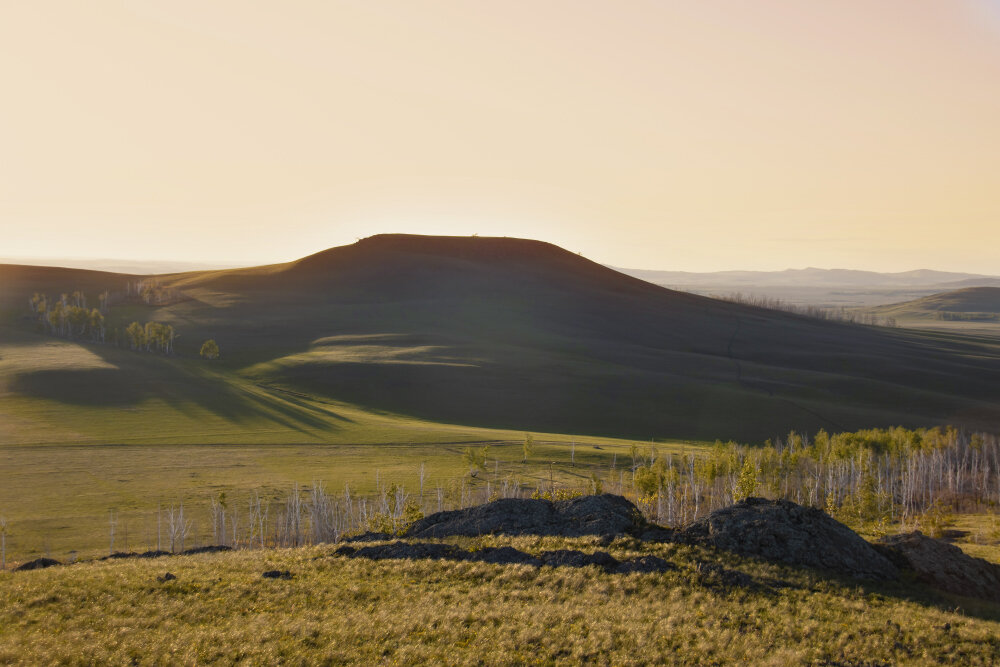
xmin=28 ymin=291 xmax=106 ymax=343
xmin=27 ymin=288 xmax=214 ymax=359
xmin=124 ymin=321 xmax=176 ymax=354
xmin=626 ymin=426 xmax=1000 ymax=535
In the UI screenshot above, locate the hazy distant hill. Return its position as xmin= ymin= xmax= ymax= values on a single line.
xmin=4 ymin=234 xmax=1000 ymax=441
xmin=616 ymin=266 xmax=999 ymax=288
xmin=612 ymin=266 xmax=1000 ymax=309
xmin=0 ymin=257 xmax=240 ymax=275
xmin=869 ymin=287 xmax=1000 ymax=322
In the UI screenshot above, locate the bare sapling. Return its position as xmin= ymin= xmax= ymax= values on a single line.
xmin=0 ymin=516 xmax=7 ymax=570
xmin=108 ymin=510 xmax=117 ymax=556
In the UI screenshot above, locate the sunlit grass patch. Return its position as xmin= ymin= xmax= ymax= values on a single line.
xmin=2 ymin=538 xmax=999 ymax=665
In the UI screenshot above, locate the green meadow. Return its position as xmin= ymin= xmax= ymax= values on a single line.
xmin=0 ymin=325 xmax=697 ymax=562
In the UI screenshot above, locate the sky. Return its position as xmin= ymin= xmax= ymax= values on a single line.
xmin=2 ymin=1 xmax=999 ymax=273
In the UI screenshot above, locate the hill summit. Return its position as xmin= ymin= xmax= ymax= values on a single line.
xmin=5 ymin=234 xmax=1000 ymax=440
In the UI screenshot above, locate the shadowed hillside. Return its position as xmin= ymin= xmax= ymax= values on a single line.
xmin=0 ymin=264 xmax=135 ymax=311
xmin=4 ymin=234 xmax=1000 ymax=441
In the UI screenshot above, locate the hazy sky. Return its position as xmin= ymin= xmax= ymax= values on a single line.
xmin=2 ymin=1 xmax=999 ymax=272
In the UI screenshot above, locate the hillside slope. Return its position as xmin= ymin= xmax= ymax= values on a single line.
xmin=871 ymin=287 xmax=1000 ymax=320
xmin=5 ymin=234 xmax=1000 ymax=441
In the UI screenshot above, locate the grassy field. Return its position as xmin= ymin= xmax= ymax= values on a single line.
xmin=0 ymin=323 xmax=700 ymax=563
xmin=5 ymin=237 xmax=1000 ymax=570
xmin=0 ymin=328 xmax=697 ymax=561
xmin=3 ymin=535 xmax=1000 ymax=665
xmin=0 ymin=435 xmax=696 ymax=563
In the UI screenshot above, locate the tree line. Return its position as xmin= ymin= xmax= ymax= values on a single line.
xmin=719 ymin=292 xmax=898 ymax=328
xmin=936 ymin=311 xmax=998 ymax=322
xmin=626 ymin=426 xmax=1000 ymax=535
xmin=125 ymin=279 xmax=186 ymax=306
xmin=5 ymin=425 xmax=998 ymax=564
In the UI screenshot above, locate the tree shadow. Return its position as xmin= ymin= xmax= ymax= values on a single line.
xmin=6 ymin=336 xmax=351 ymax=437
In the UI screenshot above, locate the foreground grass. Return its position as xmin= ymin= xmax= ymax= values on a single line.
xmin=2 ymin=536 xmax=999 ymax=665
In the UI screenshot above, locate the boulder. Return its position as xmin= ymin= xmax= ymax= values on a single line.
xmin=679 ymin=497 xmax=898 ymax=581
xmin=877 ymin=531 xmax=1000 ymax=602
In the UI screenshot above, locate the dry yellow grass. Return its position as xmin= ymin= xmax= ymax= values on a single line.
xmin=2 ymin=536 xmax=999 ymax=665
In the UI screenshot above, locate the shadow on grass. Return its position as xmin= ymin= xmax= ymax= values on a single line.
xmin=7 ymin=337 xmax=353 ymax=436
xmin=687 ymin=542 xmax=1000 ymax=624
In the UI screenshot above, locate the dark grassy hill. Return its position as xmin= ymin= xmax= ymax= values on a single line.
xmin=5 ymin=234 xmax=1000 ymax=441
xmin=0 ymin=264 xmax=135 ymax=311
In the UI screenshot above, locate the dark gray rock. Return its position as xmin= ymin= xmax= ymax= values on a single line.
xmin=336 ymin=540 xmax=679 ymax=574
xmin=262 ymin=570 xmax=292 ymax=579
xmin=139 ymin=550 xmax=172 ymax=559
xmin=404 ymin=494 xmax=645 ymax=538
xmin=181 ymin=545 xmax=232 ymax=555
xmin=157 ymin=572 xmax=177 ymax=582
xmin=540 ymin=549 xmax=619 ymax=570
xmin=639 ymin=526 xmax=675 ymax=543
xmin=616 ymin=555 xmax=675 ymax=574
xmin=103 ymin=550 xmax=175 ymax=561
xmin=14 ymin=557 xmax=61 ymax=571
xmin=679 ymin=497 xmax=898 ymax=581
xmin=475 ymin=546 xmax=542 ymax=567
xmin=877 ymin=531 xmax=1000 ymax=602
xmin=348 ymin=542 xmax=467 ymax=561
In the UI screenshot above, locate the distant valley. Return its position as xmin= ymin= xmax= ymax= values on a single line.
xmin=615 ymin=266 xmax=1000 ymax=309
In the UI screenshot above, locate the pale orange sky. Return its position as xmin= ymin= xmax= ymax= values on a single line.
xmin=2 ymin=1 xmax=999 ymax=272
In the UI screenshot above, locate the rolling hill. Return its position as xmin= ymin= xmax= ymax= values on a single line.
xmin=614 ymin=266 xmax=1000 ymax=309
xmin=4 ymin=234 xmax=1000 ymax=442
xmin=869 ymin=287 xmax=1000 ymax=321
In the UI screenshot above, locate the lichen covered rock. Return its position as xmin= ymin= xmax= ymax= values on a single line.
xmin=679 ymin=497 xmax=898 ymax=581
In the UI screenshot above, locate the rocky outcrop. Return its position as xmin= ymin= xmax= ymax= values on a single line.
xmin=14 ymin=557 xmax=61 ymax=571
xmin=335 ymin=541 xmax=675 ymax=574
xmin=404 ymin=494 xmax=645 ymax=538
xmin=679 ymin=497 xmax=899 ymax=581
xmin=877 ymin=531 xmax=1000 ymax=602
